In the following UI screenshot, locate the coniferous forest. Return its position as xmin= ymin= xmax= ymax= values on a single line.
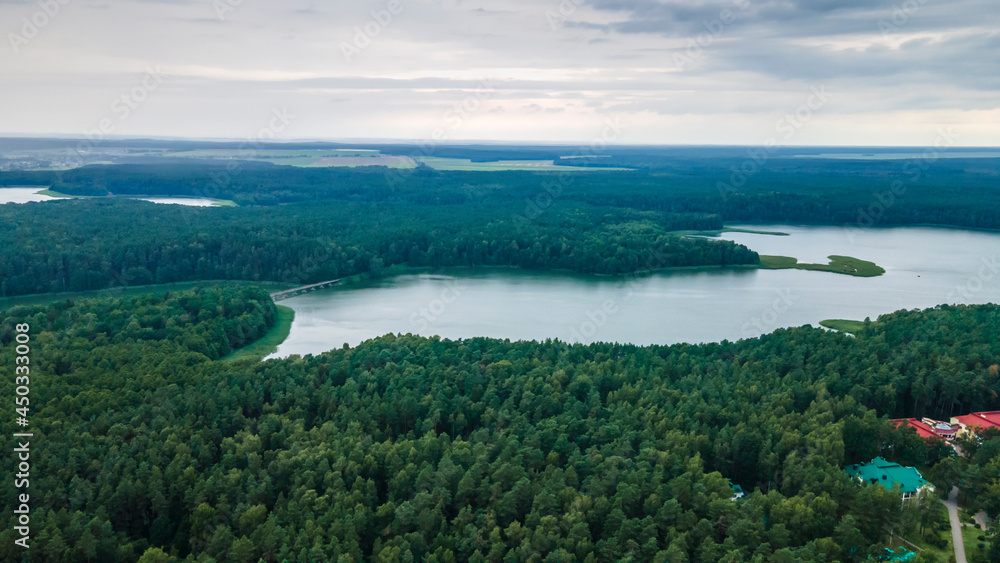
xmin=1 ymin=155 xmax=1000 ymax=562
xmin=1 ymin=286 xmax=999 ymax=562
xmin=2 ymin=155 xmax=1000 ymax=298
xmin=2 ymin=0 xmax=999 ymax=555
xmin=0 ymin=199 xmax=755 ymax=298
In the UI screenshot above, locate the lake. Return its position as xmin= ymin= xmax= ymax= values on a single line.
xmin=137 ymin=197 xmax=218 ymax=207
xmin=264 ymin=225 xmax=1000 ymax=358
xmin=0 ymin=187 xmax=55 ymax=203
xmin=0 ymin=189 xmax=220 ymax=207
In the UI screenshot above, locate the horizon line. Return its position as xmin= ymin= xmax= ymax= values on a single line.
xmin=2 ymin=134 xmax=1000 ymax=150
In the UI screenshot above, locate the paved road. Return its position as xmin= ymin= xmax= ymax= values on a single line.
xmin=942 ymin=486 xmax=967 ymax=563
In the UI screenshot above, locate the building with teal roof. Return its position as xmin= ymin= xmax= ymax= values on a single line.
xmin=844 ymin=457 xmax=934 ymax=501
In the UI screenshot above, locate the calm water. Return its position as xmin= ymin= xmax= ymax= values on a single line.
xmin=268 ymin=225 xmax=1000 ymax=358
xmin=0 ymin=187 xmax=54 ymax=203
xmin=138 ymin=198 xmax=217 ymax=207
xmin=0 ymin=190 xmax=218 ymax=207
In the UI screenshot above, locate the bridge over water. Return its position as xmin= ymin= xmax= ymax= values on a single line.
xmin=270 ymin=279 xmax=341 ymax=302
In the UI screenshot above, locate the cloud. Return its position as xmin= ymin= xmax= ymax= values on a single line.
xmin=0 ymin=0 xmax=996 ymax=144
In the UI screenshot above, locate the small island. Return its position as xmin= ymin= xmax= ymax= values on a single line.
xmin=759 ymin=255 xmax=886 ymax=277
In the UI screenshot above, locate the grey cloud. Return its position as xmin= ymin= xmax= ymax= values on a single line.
xmin=0 ymin=0 xmax=996 ymax=143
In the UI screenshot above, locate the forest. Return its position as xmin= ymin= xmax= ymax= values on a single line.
xmin=1 ymin=286 xmax=1000 ymax=562
xmin=1 ymin=154 xmax=999 ymax=298
xmin=0 ymin=199 xmax=757 ymax=297
xmin=2 ymin=156 xmax=998 ymax=230
xmin=2 ymin=151 xmax=1000 ymax=561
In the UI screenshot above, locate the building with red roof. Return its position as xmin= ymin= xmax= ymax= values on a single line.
xmin=951 ymin=412 xmax=1000 ymax=437
xmin=892 ymin=418 xmax=958 ymax=441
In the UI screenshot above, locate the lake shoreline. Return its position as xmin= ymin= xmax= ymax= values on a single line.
xmin=268 ymin=224 xmax=1000 ymax=356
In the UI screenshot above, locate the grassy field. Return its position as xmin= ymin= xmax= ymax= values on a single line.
xmin=162 ymin=149 xmax=417 ymax=169
xmin=760 ymin=255 xmax=886 ymax=277
xmin=167 ymin=149 xmax=379 ymax=158
xmin=252 ymin=157 xmax=327 ymax=166
xmin=819 ymin=319 xmax=867 ymax=334
xmin=0 ymin=280 xmax=295 ymax=309
xmin=222 ymin=305 xmax=295 ymax=362
xmin=309 ymin=155 xmax=416 ymax=168
xmin=758 ymin=255 xmax=800 ymax=269
xmin=963 ymin=523 xmax=989 ymax=561
xmin=243 ymin=155 xmax=415 ymax=168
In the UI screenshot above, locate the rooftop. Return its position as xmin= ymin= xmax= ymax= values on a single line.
xmin=954 ymin=411 xmax=1000 ymax=430
xmin=891 ymin=418 xmax=941 ymax=440
xmin=844 ymin=457 xmax=930 ymax=494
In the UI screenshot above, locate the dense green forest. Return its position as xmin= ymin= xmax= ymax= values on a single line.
xmin=2 ymin=286 xmax=1000 ymax=561
xmin=4 ymin=157 xmax=1000 ymax=229
xmin=1 ymin=154 xmax=998 ymax=298
xmin=0 ymin=199 xmax=757 ymax=297
xmin=3 ymin=149 xmax=1000 ymax=561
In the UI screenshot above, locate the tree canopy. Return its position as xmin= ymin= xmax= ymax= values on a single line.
xmin=1 ymin=287 xmax=999 ymax=561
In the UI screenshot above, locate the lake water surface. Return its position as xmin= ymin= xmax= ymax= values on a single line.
xmin=268 ymin=225 xmax=1000 ymax=358
xmin=138 ymin=198 xmax=218 ymax=207
xmin=0 ymin=189 xmax=218 ymax=206
xmin=0 ymin=187 xmax=55 ymax=203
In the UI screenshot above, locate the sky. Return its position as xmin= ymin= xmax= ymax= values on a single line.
xmin=0 ymin=0 xmax=998 ymax=146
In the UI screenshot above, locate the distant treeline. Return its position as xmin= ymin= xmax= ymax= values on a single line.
xmin=4 ymin=157 xmax=1000 ymax=229
xmin=5 ymin=137 xmax=998 ymax=162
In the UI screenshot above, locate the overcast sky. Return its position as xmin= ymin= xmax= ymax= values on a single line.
xmin=1 ymin=0 xmax=997 ymax=145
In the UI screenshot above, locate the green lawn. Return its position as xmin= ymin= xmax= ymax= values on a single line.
xmin=963 ymin=523 xmax=989 ymax=561
xmin=819 ymin=319 xmax=867 ymax=334
xmin=222 ymin=305 xmax=295 ymax=362
xmin=759 ymin=255 xmax=886 ymax=277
